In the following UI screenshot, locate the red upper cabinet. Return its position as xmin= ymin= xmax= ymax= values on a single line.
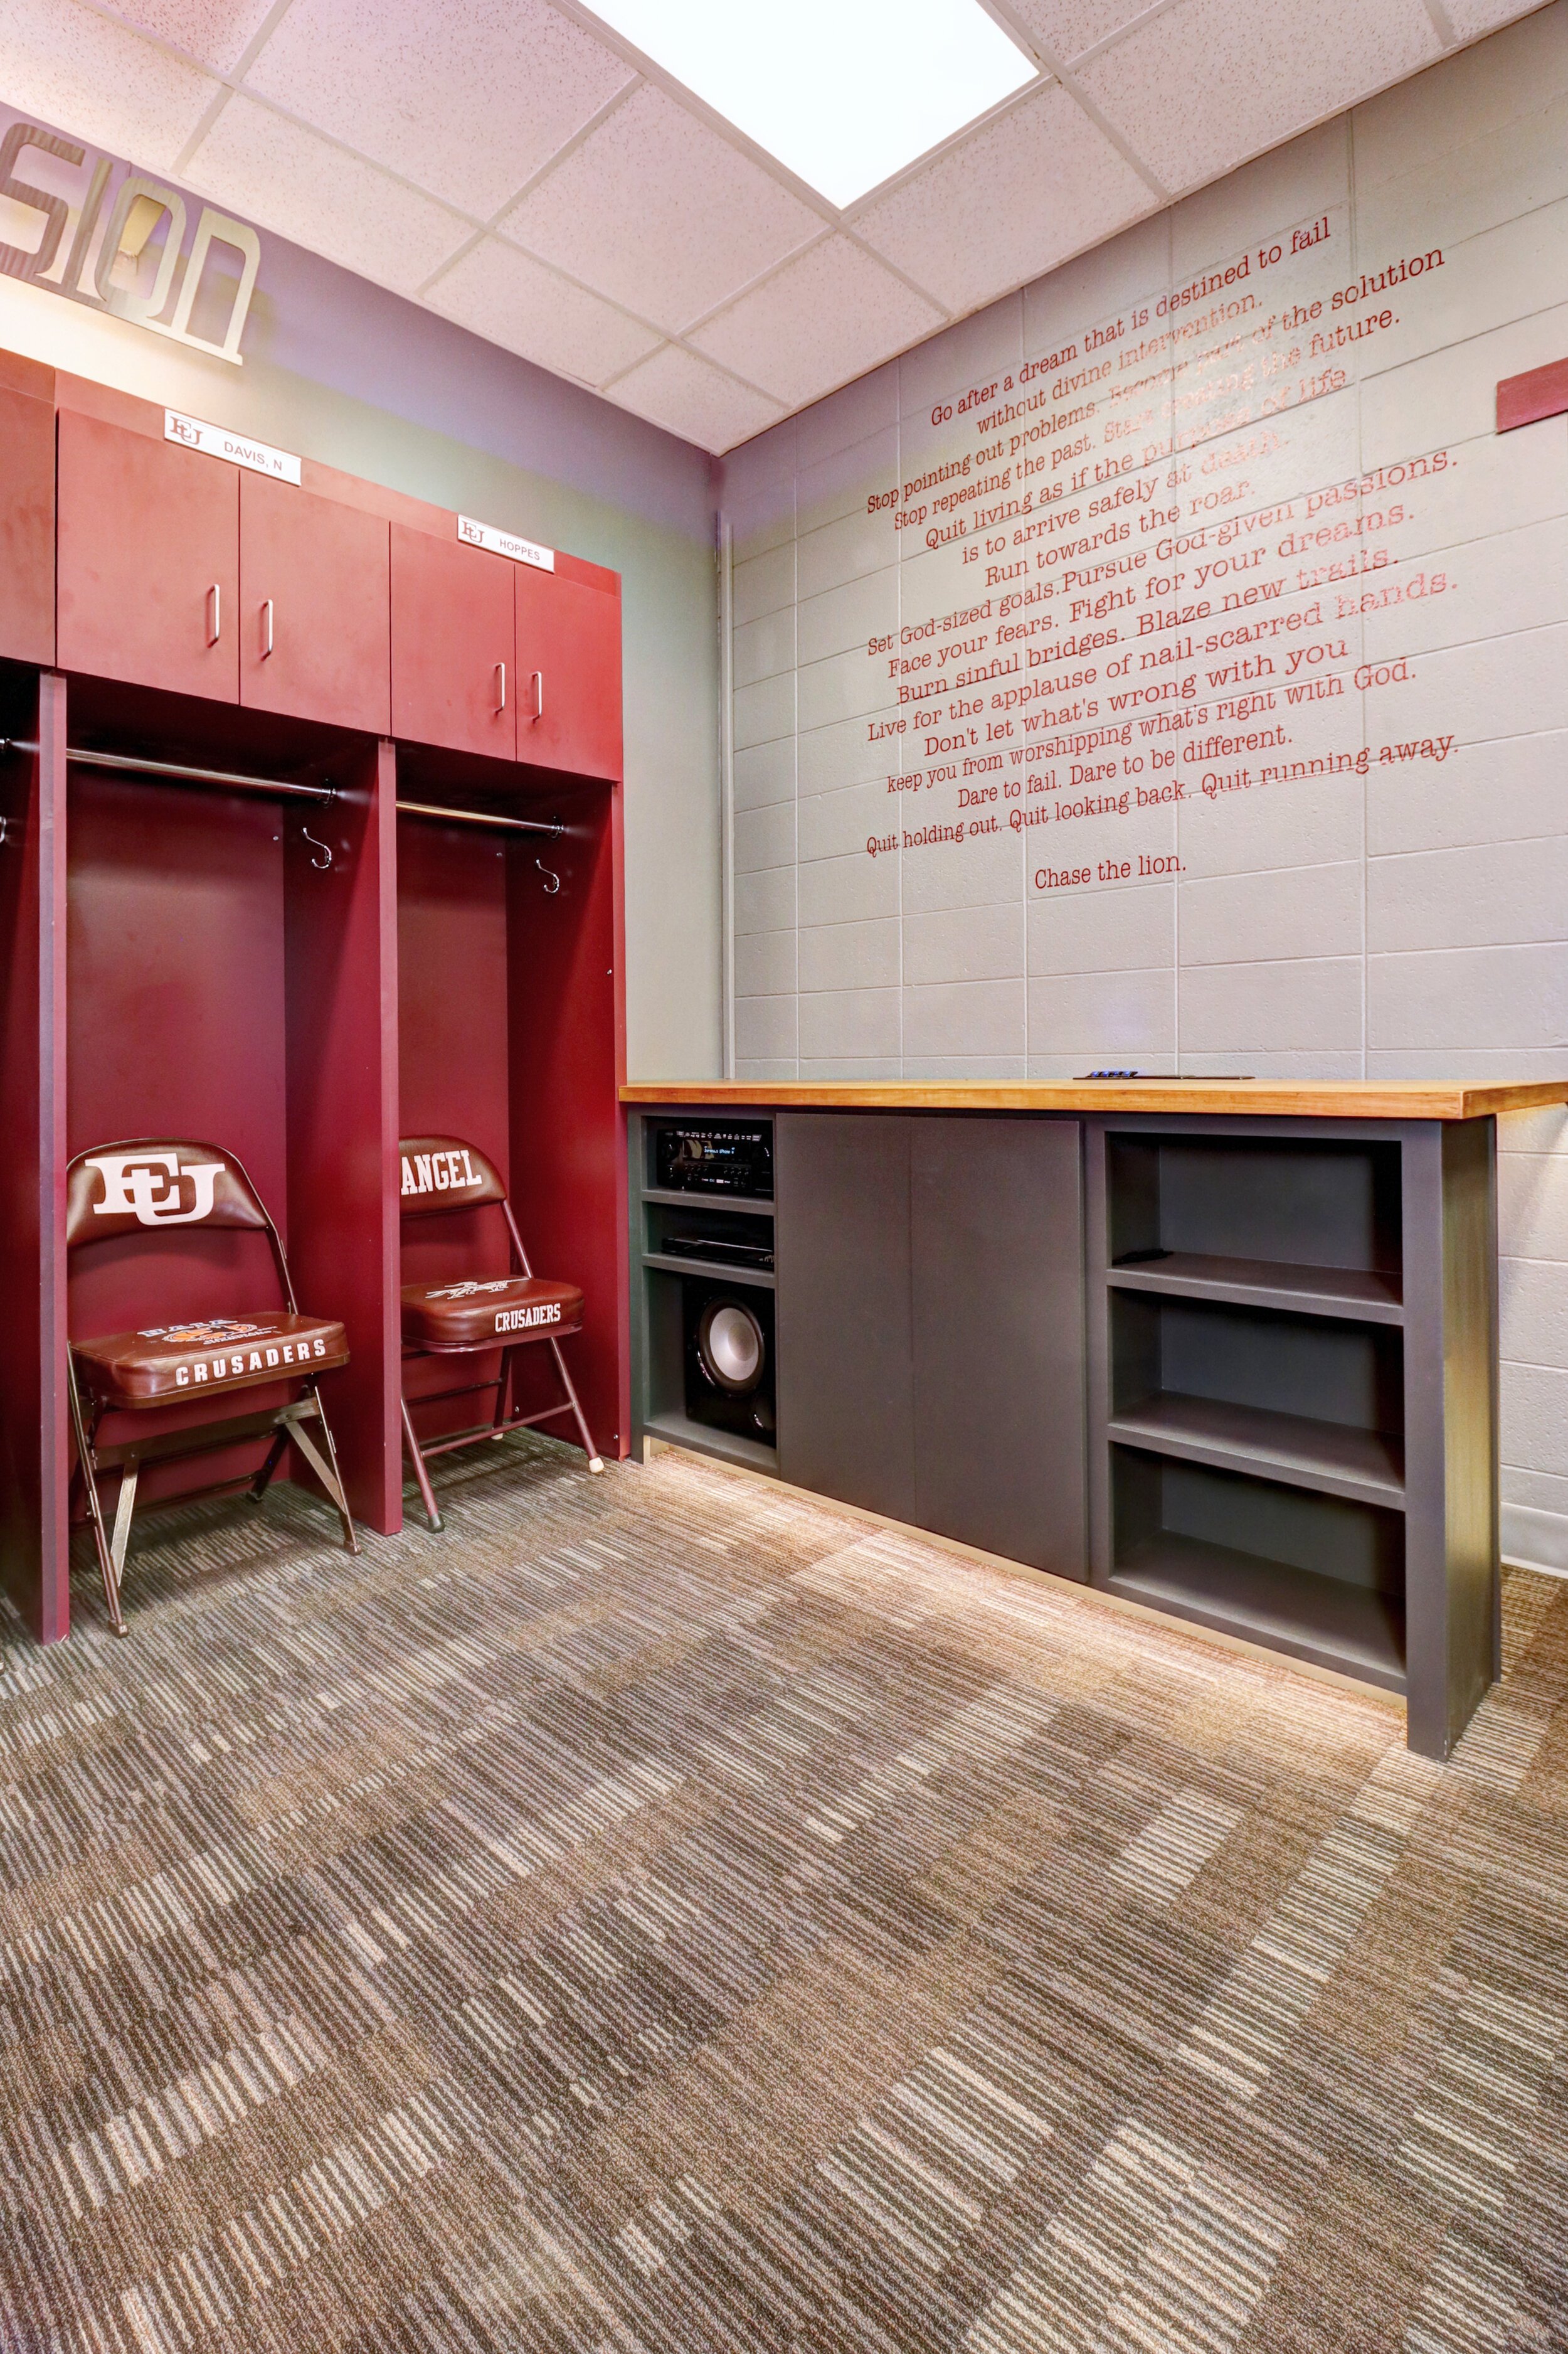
xmin=240 ymin=474 xmax=391 ymax=733
xmin=514 ymin=565 xmax=623 ymax=781
xmin=390 ymin=525 xmax=516 ymax=760
xmin=0 ymin=356 xmax=56 ymax=666
xmin=57 ymin=410 xmax=239 ymax=702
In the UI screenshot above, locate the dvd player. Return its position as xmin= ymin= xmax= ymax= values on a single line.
xmin=662 ymin=1235 xmax=775 ymax=1271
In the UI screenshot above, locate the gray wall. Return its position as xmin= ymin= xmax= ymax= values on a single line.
xmin=717 ymin=6 xmax=1568 ymax=1577
xmin=0 ymin=133 xmax=723 ymax=1084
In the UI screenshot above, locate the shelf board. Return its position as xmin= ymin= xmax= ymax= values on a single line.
xmin=1108 ymin=1530 xmax=1406 ymax=1692
xmin=641 ymin=1409 xmax=778 ymax=1474
xmin=1108 ymin=1392 xmax=1404 ymax=1505
xmin=640 ymin=1186 xmax=774 ymax=1217
xmin=1108 ymin=1251 xmax=1401 ymax=1323
xmin=641 ymin=1252 xmax=775 ymax=1289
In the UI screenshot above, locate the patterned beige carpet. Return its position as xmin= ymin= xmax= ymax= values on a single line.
xmin=0 ymin=1435 xmax=1564 ymax=2352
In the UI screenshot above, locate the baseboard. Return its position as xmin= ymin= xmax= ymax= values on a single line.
xmin=1502 ymin=1501 xmax=1568 ymax=1580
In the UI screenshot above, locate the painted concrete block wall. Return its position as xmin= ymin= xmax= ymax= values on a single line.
xmin=0 ymin=113 xmax=722 ymax=1085
xmin=719 ymin=5 xmax=1568 ymax=1574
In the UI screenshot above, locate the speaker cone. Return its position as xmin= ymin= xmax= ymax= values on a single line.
xmin=697 ymin=1297 xmax=765 ymax=1393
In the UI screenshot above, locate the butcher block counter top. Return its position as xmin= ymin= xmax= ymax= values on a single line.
xmin=621 ymin=1079 xmax=1568 ymax=1121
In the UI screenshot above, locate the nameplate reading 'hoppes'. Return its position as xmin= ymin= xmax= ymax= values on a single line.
xmin=87 ymin=1151 xmax=226 ymax=1227
xmin=457 ymin=514 xmax=555 ymax=572
xmin=401 ymin=1148 xmax=487 ymax=1197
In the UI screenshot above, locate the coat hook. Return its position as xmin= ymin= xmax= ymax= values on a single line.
xmin=0 ymin=814 xmax=8 ymax=849
xmin=301 ymin=823 xmax=333 ymax=871
xmin=536 ymin=858 xmax=559 ymax=895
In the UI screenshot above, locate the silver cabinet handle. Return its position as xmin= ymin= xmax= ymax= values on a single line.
xmin=531 ymin=669 xmax=543 ymax=722
xmin=261 ymin=598 xmax=273 ymax=658
xmin=207 ymin=583 xmax=221 ymax=644
xmin=495 ymin=661 xmax=506 ymax=713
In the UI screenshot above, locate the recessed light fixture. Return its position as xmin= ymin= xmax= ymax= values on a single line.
xmin=585 ymin=0 xmax=1039 ymax=210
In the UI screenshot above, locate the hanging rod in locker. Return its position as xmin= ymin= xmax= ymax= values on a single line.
xmin=395 ymin=798 xmax=561 ymax=837
xmin=1 ymin=740 xmax=335 ymax=803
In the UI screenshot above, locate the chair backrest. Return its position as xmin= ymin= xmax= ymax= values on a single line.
xmin=399 ymin=1136 xmax=507 ymax=1217
xmin=66 ymin=1139 xmax=273 ymax=1249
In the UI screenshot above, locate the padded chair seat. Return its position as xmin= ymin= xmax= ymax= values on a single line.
xmin=72 ymin=1312 xmax=348 ymax=1409
xmin=402 ymin=1274 xmax=583 ymax=1351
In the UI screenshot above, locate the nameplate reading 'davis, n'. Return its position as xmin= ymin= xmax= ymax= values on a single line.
xmin=164 ymin=410 xmax=302 ymax=484
xmin=457 ymin=514 xmax=555 ymax=571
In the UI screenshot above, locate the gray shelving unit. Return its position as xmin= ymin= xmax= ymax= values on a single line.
xmin=1086 ymin=1116 xmax=1498 ymax=1755
xmin=629 ymin=1111 xmax=780 ymax=1474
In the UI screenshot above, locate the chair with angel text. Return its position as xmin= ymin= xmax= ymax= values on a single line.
xmin=399 ymin=1134 xmax=603 ymax=1530
xmin=66 ymin=1139 xmax=358 ymax=1634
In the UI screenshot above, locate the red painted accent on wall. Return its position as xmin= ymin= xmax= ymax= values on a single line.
xmin=1496 ymin=357 xmax=1568 ymax=432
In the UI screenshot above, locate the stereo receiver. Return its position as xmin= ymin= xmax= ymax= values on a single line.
xmin=656 ymin=1121 xmax=773 ymax=1198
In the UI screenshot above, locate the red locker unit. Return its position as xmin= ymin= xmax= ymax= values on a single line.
xmin=0 ymin=353 xmax=628 ymax=1643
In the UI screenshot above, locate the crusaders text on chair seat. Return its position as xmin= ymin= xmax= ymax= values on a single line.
xmin=66 ymin=1138 xmax=358 ymax=1636
xmin=398 ymin=1133 xmax=602 ymax=1531
xmin=402 ymin=1277 xmax=581 ymax=1353
xmin=72 ymin=1312 xmax=349 ymax=1409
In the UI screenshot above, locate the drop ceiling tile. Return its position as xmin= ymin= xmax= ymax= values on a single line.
xmin=605 ymin=343 xmax=785 ymax=453
xmin=424 ymin=237 xmax=660 ymax=386
xmin=501 ymin=82 xmax=824 ymax=336
xmin=856 ymin=83 xmax=1152 ymax=314
xmin=691 ymin=238 xmax=942 ymax=410
xmin=1008 ymin=0 xmax=1167 ymax=66
xmin=1079 ymin=0 xmax=1441 ymax=195
xmin=245 ymin=0 xmax=633 ymax=223
xmin=97 ymin=0 xmax=277 ymax=73
xmin=184 ymin=95 xmax=471 ymax=294
xmin=0 ymin=0 xmax=216 ymax=166
xmin=1444 ymin=0 xmax=1552 ymax=28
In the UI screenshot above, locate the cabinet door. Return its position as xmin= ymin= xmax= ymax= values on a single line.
xmin=776 ymin=1113 xmax=915 ymax=1520
xmin=0 ymin=383 xmax=55 ymax=665
xmin=390 ymin=525 xmax=515 ymax=759
xmin=912 ymin=1117 xmax=1086 ymax=1577
xmin=240 ymin=474 xmax=390 ymax=732
xmin=514 ymin=566 xmax=622 ymax=779
xmin=56 ymin=411 xmax=238 ymax=701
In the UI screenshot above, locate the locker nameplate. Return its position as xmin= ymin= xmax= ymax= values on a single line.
xmin=457 ymin=514 xmax=555 ymax=571
xmin=164 ymin=409 xmax=301 ymax=484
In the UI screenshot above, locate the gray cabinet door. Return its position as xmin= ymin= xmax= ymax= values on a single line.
xmin=776 ymin=1113 xmax=915 ymax=1520
xmin=913 ymin=1117 xmax=1086 ymax=1577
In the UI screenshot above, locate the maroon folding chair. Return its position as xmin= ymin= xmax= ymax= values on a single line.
xmin=66 ymin=1139 xmax=358 ymax=1635
xmin=399 ymin=1135 xmax=603 ymax=1530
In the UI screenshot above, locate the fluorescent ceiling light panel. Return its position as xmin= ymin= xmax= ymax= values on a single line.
xmin=585 ymin=0 xmax=1037 ymax=208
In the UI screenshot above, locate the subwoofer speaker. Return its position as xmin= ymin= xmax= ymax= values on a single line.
xmin=682 ymin=1277 xmax=775 ymax=1442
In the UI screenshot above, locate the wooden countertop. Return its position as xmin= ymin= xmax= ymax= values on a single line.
xmin=621 ymin=1080 xmax=1568 ymax=1119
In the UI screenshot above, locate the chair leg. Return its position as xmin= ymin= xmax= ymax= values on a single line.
xmin=400 ymin=1396 xmax=444 ymax=1533
xmin=247 ymin=1428 xmax=290 ymax=1504
xmin=490 ymin=1346 xmax=513 ymax=1438
xmin=289 ymin=1390 xmax=361 ymax=1557
xmin=110 ymin=1456 xmax=140 ymax=1591
xmin=547 ymin=1337 xmax=605 ymax=1474
xmin=66 ymin=1361 xmax=127 ymax=1638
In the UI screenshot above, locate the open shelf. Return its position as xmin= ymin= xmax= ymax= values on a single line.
xmin=640 ymin=1184 xmax=773 ymax=1217
xmin=1110 ymin=1530 xmax=1406 ymax=1690
xmin=642 ymin=1408 xmax=778 ymax=1473
xmin=1108 ymin=1250 xmax=1401 ymax=1323
xmin=642 ymin=1251 xmax=775 ymax=1289
xmin=1108 ymin=1393 xmax=1404 ymax=1505
xmin=1107 ymin=1447 xmax=1406 ymax=1690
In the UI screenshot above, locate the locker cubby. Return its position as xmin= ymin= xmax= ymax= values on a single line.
xmin=1108 ymin=1446 xmax=1407 ymax=1688
xmin=61 ymin=683 xmax=397 ymax=1549
xmin=395 ymin=753 xmax=625 ymax=1477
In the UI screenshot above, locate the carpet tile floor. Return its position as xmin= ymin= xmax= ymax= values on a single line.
xmin=0 ymin=1435 xmax=1564 ymax=2351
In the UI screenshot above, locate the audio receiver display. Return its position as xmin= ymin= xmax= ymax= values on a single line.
xmin=655 ymin=1121 xmax=773 ymax=1199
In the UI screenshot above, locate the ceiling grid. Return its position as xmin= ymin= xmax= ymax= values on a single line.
xmin=0 ymin=0 xmax=1541 ymax=450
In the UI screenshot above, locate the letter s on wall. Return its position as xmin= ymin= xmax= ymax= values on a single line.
xmin=0 ymin=121 xmax=85 ymax=282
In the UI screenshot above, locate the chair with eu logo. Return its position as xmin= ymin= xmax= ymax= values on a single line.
xmin=399 ymin=1135 xmax=603 ymax=1531
xmin=66 ymin=1140 xmax=358 ymax=1634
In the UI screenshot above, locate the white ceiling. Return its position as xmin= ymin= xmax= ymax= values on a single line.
xmin=0 ymin=0 xmax=1547 ymax=454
